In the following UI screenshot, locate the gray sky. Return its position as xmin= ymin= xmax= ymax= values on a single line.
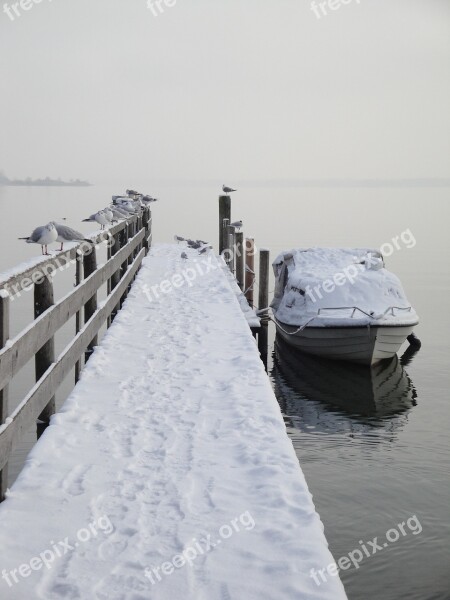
xmin=0 ymin=0 xmax=449 ymax=184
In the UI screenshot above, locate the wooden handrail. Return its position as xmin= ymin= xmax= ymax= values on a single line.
xmin=0 ymin=208 xmax=152 ymax=498
xmin=0 ymin=229 xmax=144 ymax=391
xmin=0 ymin=248 xmax=145 ymax=472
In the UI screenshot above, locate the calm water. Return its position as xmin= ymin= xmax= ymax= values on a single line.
xmin=0 ymin=183 xmax=449 ymax=600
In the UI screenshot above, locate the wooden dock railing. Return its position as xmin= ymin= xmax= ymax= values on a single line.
xmin=0 ymin=208 xmax=152 ymax=500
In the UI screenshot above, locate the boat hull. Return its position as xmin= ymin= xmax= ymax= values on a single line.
xmin=274 ymin=320 xmax=416 ymax=366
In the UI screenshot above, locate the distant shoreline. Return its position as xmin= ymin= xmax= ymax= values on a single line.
xmin=0 ymin=175 xmax=92 ymax=187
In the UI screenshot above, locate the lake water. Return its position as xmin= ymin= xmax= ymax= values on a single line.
xmin=0 ymin=183 xmax=449 ymax=600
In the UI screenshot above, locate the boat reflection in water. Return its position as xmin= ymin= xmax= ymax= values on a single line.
xmin=271 ymin=336 xmax=419 ymax=437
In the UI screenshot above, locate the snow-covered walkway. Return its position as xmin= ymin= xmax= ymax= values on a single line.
xmin=0 ymin=244 xmax=347 ymax=600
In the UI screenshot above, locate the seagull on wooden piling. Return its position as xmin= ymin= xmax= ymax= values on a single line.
xmin=82 ymin=211 xmax=110 ymax=230
xmin=230 ymin=220 xmax=243 ymax=230
xmin=50 ymin=223 xmax=92 ymax=251
xmin=18 ymin=223 xmax=58 ymax=255
xmin=223 ymin=184 xmax=237 ymax=194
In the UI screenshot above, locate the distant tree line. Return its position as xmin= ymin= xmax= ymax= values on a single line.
xmin=0 ymin=170 xmax=91 ymax=186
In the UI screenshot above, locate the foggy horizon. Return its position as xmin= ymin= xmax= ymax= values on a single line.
xmin=1 ymin=0 xmax=449 ymax=185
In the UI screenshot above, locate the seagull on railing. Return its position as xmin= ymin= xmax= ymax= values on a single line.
xmin=82 ymin=211 xmax=110 ymax=230
xmin=18 ymin=223 xmax=58 ymax=255
xmin=142 ymin=195 xmax=157 ymax=203
xmin=187 ymin=240 xmax=201 ymax=249
xmin=110 ymin=207 xmax=128 ymax=220
xmin=126 ymin=189 xmax=142 ymax=198
xmin=223 ymin=184 xmax=237 ymax=194
xmin=102 ymin=208 xmax=115 ymax=223
xmin=50 ymin=223 xmax=92 ymax=251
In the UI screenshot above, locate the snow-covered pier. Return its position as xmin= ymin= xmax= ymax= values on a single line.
xmin=0 ymin=242 xmax=347 ymax=599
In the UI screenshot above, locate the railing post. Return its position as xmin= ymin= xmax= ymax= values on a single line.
xmin=0 ymin=292 xmax=10 ymax=500
xmin=34 ymin=276 xmax=56 ymax=423
xmin=142 ymin=208 xmax=150 ymax=255
xmin=148 ymin=208 xmax=152 ymax=248
xmin=75 ymin=252 xmax=83 ymax=383
xmin=245 ymin=237 xmax=255 ymax=307
xmin=83 ymin=246 xmax=98 ymax=362
xmin=110 ymin=230 xmax=122 ymax=323
xmin=235 ymin=232 xmax=244 ymax=291
xmin=219 ymin=195 xmax=231 ymax=254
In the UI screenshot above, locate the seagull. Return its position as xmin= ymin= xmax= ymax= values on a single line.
xmin=198 ymin=246 xmax=210 ymax=255
xmin=18 ymin=223 xmax=58 ymax=255
xmin=110 ymin=207 xmax=128 ymax=220
xmin=103 ymin=208 xmax=114 ymax=223
xmin=174 ymin=235 xmax=185 ymax=243
xmin=187 ymin=240 xmax=201 ymax=249
xmin=126 ymin=189 xmax=142 ymax=198
xmin=181 ymin=252 xmax=188 ymax=259
xmin=142 ymin=195 xmax=157 ymax=203
xmin=230 ymin=220 xmax=243 ymax=230
xmin=82 ymin=211 xmax=110 ymax=230
xmin=223 ymin=184 xmax=237 ymax=194
xmin=50 ymin=223 xmax=92 ymax=251
xmin=196 ymin=239 xmax=209 ymax=245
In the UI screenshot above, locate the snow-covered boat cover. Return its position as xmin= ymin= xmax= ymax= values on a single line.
xmin=271 ymin=248 xmax=419 ymax=328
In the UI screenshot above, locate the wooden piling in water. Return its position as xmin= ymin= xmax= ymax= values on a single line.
xmin=228 ymin=225 xmax=235 ymax=274
xmin=219 ymin=196 xmax=231 ymax=254
xmin=0 ymin=293 xmax=10 ymax=500
xmin=245 ymin=238 xmax=255 ymax=307
xmin=34 ymin=276 xmax=56 ymax=424
xmin=258 ymin=249 xmax=270 ymax=313
xmin=258 ymin=249 xmax=270 ymax=369
xmin=235 ymin=232 xmax=244 ymax=291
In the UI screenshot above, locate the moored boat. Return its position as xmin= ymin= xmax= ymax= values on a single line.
xmin=271 ymin=248 xmax=419 ymax=366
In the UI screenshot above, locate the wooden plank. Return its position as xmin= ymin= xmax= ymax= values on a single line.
xmin=0 ymin=220 xmax=132 ymax=298
xmin=34 ymin=277 xmax=56 ymax=423
xmin=0 ymin=294 xmax=10 ymax=499
xmin=0 ymin=230 xmax=144 ymax=391
xmin=0 ymin=249 xmax=145 ymax=472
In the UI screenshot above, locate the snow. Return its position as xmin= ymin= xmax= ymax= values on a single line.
xmin=0 ymin=244 xmax=347 ymax=600
xmin=272 ymin=248 xmax=419 ymax=328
